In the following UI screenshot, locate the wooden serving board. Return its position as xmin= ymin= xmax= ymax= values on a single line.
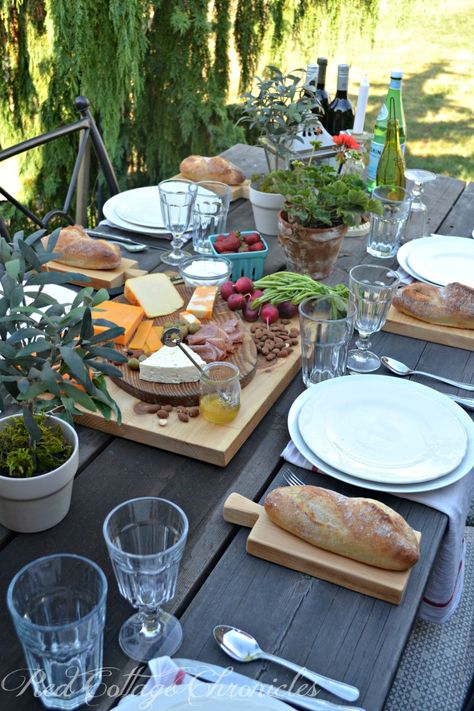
xmin=75 ymin=316 xmax=302 ymax=466
xmin=43 ymin=258 xmax=147 ymax=290
xmin=224 ymin=493 xmax=421 ymax=604
xmin=383 ymin=305 xmax=474 ymax=351
xmin=111 ymin=286 xmax=257 ymax=406
xmin=173 ymin=174 xmax=250 ymax=201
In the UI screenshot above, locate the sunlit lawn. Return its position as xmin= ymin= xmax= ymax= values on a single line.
xmin=244 ymin=0 xmax=474 ymax=181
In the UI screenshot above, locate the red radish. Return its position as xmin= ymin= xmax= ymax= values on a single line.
xmin=249 ymin=289 xmax=264 ymax=301
xmin=227 ymin=293 xmax=245 ymax=311
xmin=234 ymin=276 xmax=254 ymax=294
xmin=220 ymin=281 xmax=236 ymax=301
xmin=260 ymin=303 xmax=280 ymax=325
xmin=242 ymin=303 xmax=260 ymax=321
xmin=277 ymin=300 xmax=299 ymax=318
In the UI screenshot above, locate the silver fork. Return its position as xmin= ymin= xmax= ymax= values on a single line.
xmin=282 ymin=468 xmax=305 ymax=487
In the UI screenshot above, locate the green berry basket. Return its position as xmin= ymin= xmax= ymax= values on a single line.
xmin=210 ymin=231 xmax=268 ymax=282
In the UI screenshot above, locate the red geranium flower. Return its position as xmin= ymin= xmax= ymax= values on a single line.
xmin=332 ymin=134 xmax=361 ymax=151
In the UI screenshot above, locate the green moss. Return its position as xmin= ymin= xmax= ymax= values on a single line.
xmin=0 ymin=414 xmax=73 ymax=478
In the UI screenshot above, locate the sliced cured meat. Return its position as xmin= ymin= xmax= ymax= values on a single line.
xmin=189 ymin=343 xmax=224 ymax=362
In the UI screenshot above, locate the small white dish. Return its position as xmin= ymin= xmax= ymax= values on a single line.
xmin=179 ymin=256 xmax=231 ymax=287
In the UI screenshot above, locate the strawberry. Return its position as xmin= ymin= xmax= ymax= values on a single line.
xmin=249 ymin=242 xmax=265 ymax=251
xmin=243 ymin=232 xmax=261 ymax=245
xmin=238 ymin=244 xmax=250 ymax=252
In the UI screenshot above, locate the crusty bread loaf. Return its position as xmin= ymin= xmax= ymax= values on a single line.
xmin=264 ymin=486 xmax=419 ymax=571
xmin=393 ymin=282 xmax=474 ymax=329
xmin=43 ymin=225 xmax=121 ymax=270
xmin=179 ymin=155 xmax=245 ymax=185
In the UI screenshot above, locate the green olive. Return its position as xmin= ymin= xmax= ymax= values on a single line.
xmin=127 ymin=358 xmax=140 ymax=370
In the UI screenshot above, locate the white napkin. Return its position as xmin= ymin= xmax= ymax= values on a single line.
xmin=282 ymin=439 xmax=474 ymax=623
xmin=117 ymin=656 xmax=189 ymax=709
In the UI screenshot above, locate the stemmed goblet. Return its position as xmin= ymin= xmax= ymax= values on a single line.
xmin=346 ymin=264 xmax=400 ymax=373
xmin=103 ymin=497 xmax=188 ymax=662
xmin=158 ymin=179 xmax=197 ymax=265
xmin=403 ymin=168 xmax=436 ymax=242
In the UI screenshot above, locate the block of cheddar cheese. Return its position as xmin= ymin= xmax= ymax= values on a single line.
xmin=124 ymin=273 xmax=184 ymax=318
xmin=128 ymin=319 xmax=154 ymax=351
xmin=92 ymin=300 xmax=144 ymax=346
xmin=186 ymin=286 xmax=217 ymax=319
xmin=144 ymin=326 xmax=164 ymax=355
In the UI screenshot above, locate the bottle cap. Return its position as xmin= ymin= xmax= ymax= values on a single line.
xmin=317 ymin=57 xmax=328 ymax=66
xmin=305 ymin=64 xmax=318 ymax=82
xmin=391 ymin=70 xmax=404 ymax=79
xmin=338 ymin=64 xmax=349 ymax=76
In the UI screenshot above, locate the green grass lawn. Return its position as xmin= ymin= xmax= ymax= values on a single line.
xmin=244 ymin=0 xmax=474 ymax=181
xmin=349 ymin=0 xmax=474 ymax=180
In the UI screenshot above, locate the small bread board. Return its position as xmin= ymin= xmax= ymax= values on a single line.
xmin=383 ymin=305 xmax=474 ymax=352
xmin=224 ymin=493 xmax=421 ymax=604
xmin=43 ymin=258 xmax=147 ymax=290
xmin=173 ymin=174 xmax=250 ymax=201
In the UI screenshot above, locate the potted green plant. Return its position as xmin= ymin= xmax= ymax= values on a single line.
xmin=272 ymin=162 xmax=382 ymax=279
xmin=239 ymin=65 xmax=320 ymax=170
xmin=0 ymin=228 xmax=127 ymax=532
xmin=248 ymin=172 xmax=284 ymax=236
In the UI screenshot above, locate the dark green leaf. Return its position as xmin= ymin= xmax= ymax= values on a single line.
xmin=59 ymin=345 xmax=92 ymax=389
xmin=60 ymin=382 xmax=98 ymax=411
xmin=22 ymin=406 xmax=41 ymax=444
xmin=80 ymin=308 xmax=93 ymax=340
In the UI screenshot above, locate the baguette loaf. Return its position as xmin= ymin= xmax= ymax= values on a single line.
xmin=43 ymin=225 xmax=121 ymax=270
xmin=179 ymin=155 xmax=245 ymax=185
xmin=392 ymin=281 xmax=474 ymax=329
xmin=264 ymin=486 xmax=419 ymax=571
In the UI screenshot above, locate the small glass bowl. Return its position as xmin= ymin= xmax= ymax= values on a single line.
xmin=179 ymin=255 xmax=232 ymax=287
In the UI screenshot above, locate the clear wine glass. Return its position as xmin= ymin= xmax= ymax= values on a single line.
xmin=346 ymin=264 xmax=400 ymax=373
xmin=103 ymin=497 xmax=188 ymax=662
xmin=403 ymin=168 xmax=436 ymax=242
xmin=158 ymin=179 xmax=197 ymax=265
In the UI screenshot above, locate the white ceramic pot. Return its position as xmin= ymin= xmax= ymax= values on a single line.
xmin=0 ymin=415 xmax=79 ymax=533
xmin=249 ymin=184 xmax=284 ymax=237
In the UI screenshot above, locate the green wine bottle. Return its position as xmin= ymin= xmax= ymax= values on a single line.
xmin=367 ymin=70 xmax=406 ymax=190
xmin=375 ymin=98 xmax=406 ymax=190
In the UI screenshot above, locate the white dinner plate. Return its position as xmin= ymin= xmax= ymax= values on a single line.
xmin=407 ymin=236 xmax=474 ymax=288
xmin=297 ymin=376 xmax=467 ymax=484
xmin=288 ymin=376 xmax=474 ymax=494
xmin=397 ymin=235 xmax=472 ymax=286
xmin=114 ymin=187 xmax=165 ymax=229
xmin=103 ymin=187 xmax=169 ymax=234
xmin=117 ymin=683 xmax=289 ymax=710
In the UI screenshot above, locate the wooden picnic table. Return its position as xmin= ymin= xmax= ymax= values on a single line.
xmin=0 ymin=144 xmax=473 ymax=711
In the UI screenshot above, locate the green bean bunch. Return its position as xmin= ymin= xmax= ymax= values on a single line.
xmin=252 ymin=272 xmax=349 ymax=308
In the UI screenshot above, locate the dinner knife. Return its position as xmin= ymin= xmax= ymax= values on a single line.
xmin=174 ymin=659 xmax=366 ymax=711
xmin=85 ymin=229 xmax=165 ymax=249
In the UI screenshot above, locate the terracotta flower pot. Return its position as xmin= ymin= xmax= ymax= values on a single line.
xmin=277 ymin=211 xmax=348 ymax=279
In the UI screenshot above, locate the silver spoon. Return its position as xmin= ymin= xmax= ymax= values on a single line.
xmin=381 ymin=356 xmax=474 ymax=391
xmin=213 ymin=625 xmax=360 ymax=703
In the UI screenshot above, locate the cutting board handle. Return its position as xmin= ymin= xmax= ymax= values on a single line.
xmin=223 ymin=493 xmax=262 ymax=528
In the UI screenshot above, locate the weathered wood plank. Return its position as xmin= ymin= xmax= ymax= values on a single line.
xmin=438 ymin=181 xmax=474 ymax=237
xmin=177 ymin=466 xmax=447 ymax=711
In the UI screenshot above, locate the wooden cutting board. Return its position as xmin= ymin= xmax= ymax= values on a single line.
xmin=224 ymin=493 xmax=421 ymax=604
xmin=383 ymin=305 xmax=474 ymax=351
xmin=74 ymin=314 xmax=302 ymax=466
xmin=173 ymin=174 xmax=250 ymax=201
xmin=43 ymin=258 xmax=147 ymax=289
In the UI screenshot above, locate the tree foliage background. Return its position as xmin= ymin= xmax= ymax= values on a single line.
xmin=0 ymin=0 xmax=378 ymax=227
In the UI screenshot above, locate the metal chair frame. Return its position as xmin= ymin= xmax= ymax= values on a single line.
xmin=0 ymin=96 xmax=120 ymax=239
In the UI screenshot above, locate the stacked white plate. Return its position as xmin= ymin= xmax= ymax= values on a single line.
xmin=103 ymin=184 xmax=220 ymax=237
xmin=397 ymin=235 xmax=474 ymax=288
xmin=103 ymin=187 xmax=170 ymax=235
xmin=288 ymin=374 xmax=474 ymax=494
